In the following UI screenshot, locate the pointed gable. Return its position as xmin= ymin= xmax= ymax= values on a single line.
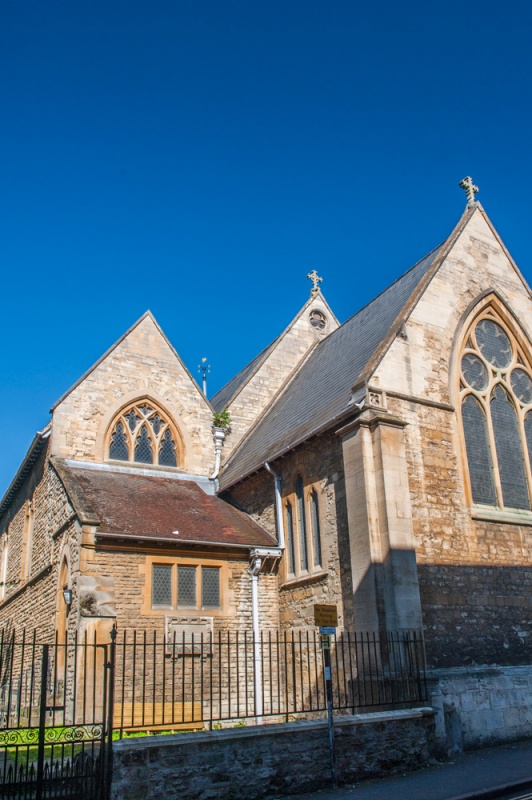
xmin=50 ymin=312 xmax=216 ymax=476
xmin=373 ymin=204 xmax=532 ymax=404
xmin=219 ymin=239 xmax=450 ymax=489
xmin=220 ymin=202 xmax=532 ymax=491
xmin=213 ymin=291 xmax=339 ymax=453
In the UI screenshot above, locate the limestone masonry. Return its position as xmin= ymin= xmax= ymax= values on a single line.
xmin=2 ymin=197 xmax=532 ymax=752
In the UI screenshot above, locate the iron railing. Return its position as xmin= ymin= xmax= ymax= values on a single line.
xmin=0 ymin=629 xmax=112 ymax=800
xmin=112 ymin=629 xmax=427 ymax=735
xmin=0 ymin=627 xmax=427 ymax=796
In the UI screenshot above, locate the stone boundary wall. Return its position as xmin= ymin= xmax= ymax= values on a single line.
xmin=428 ymin=665 xmax=532 ymax=756
xmin=111 ymin=708 xmax=435 ymax=800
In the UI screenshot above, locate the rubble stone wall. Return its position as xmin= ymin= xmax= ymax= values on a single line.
xmin=111 ymin=708 xmax=436 ymax=800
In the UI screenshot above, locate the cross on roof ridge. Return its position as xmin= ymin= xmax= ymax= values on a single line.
xmin=307 ymin=269 xmax=323 ymax=296
xmin=459 ymin=176 xmax=479 ymax=207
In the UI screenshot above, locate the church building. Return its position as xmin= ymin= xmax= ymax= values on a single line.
xmin=1 ymin=180 xmax=531 ymax=748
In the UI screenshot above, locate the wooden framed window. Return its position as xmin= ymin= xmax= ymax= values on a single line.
xmin=460 ymin=306 xmax=532 ymax=511
xmin=107 ymin=401 xmax=182 ymax=468
xmin=146 ymin=559 xmax=223 ymax=613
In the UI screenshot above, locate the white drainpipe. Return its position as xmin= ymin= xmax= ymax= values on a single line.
xmin=248 ymin=464 xmax=285 ymax=724
xmin=210 ymin=427 xmax=225 ymax=480
xmin=264 ymin=462 xmax=285 ymax=549
xmin=250 ymin=554 xmax=263 ymax=722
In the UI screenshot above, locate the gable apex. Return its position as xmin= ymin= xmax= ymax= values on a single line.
xmin=51 ymin=311 xmax=213 ymax=413
xmin=219 ymin=206 xmax=483 ymax=490
xmin=211 ymin=290 xmax=339 ymax=413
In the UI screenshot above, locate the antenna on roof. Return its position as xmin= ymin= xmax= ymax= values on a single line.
xmin=307 ymin=269 xmax=323 ymax=296
xmin=198 ymin=357 xmax=210 ymax=396
xmin=459 ymin=176 xmax=479 ymax=207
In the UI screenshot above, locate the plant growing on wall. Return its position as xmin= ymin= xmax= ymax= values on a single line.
xmin=212 ymin=409 xmax=231 ymax=432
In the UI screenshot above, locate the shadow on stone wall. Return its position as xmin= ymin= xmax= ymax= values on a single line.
xmin=351 ymin=553 xmax=532 ymax=669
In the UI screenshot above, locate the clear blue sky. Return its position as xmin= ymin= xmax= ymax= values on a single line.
xmin=2 ymin=0 xmax=532 ymax=494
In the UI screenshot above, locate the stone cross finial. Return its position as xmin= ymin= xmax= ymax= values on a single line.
xmin=307 ymin=269 xmax=323 ymax=295
xmin=459 ymin=176 xmax=479 ymax=206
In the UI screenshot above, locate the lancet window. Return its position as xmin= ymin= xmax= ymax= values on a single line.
xmin=460 ymin=307 xmax=532 ymax=511
xmin=108 ymin=402 xmax=180 ymax=468
xmin=284 ymin=475 xmax=323 ymax=579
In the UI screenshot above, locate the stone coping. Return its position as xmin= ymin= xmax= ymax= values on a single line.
xmin=427 ymin=664 xmax=532 ymax=680
xmin=113 ymin=707 xmax=435 ymax=753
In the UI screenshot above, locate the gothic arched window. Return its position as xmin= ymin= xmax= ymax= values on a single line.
xmin=108 ymin=402 xmax=180 ymax=468
xmin=460 ymin=308 xmax=532 ymax=511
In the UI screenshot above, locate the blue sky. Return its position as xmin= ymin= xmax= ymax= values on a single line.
xmin=2 ymin=0 xmax=532 ymax=494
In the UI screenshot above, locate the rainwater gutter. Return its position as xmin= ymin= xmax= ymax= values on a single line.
xmin=250 ymin=554 xmax=263 ymax=722
xmin=264 ymin=462 xmax=285 ymax=550
xmin=247 ymin=463 xmax=286 ymax=724
xmin=210 ymin=427 xmax=226 ymax=480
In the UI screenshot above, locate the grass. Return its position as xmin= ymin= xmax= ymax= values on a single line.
xmin=1 ymin=726 xmax=100 ymax=766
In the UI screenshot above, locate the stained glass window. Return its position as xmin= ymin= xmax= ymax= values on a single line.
xmin=108 ymin=402 xmax=180 ymax=467
xmin=310 ymin=490 xmax=322 ymax=568
xmin=475 ymin=320 xmax=512 ymax=369
xmin=462 ymin=395 xmax=497 ymax=505
xmin=461 ymin=354 xmax=489 ymax=391
xmin=159 ymin=429 xmax=177 ymax=467
xmin=178 ymin=566 xmax=196 ymax=607
xmin=152 ymin=564 xmax=172 ymax=606
xmin=109 ymin=422 xmax=129 ymax=461
xmin=491 ymin=386 xmax=530 ymax=509
xmin=296 ymin=476 xmax=308 ymax=571
xmin=510 ymin=368 xmax=532 ymax=405
xmin=525 ymin=412 xmax=532 ymax=473
xmin=202 ymin=567 xmax=220 ymax=608
xmin=461 ymin=309 xmax=532 ymax=511
xmin=134 ymin=425 xmax=153 ymax=464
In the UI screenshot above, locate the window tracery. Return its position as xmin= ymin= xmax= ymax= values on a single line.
xmin=460 ymin=307 xmax=532 ymax=511
xmin=108 ymin=402 xmax=180 ymax=467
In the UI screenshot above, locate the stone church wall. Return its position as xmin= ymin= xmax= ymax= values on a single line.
xmin=225 ymin=296 xmax=337 ymax=452
xmin=79 ymin=542 xmax=280 ymax=637
xmin=51 ymin=315 xmax=215 ymax=476
xmin=367 ymin=211 xmax=532 ymax=668
xmin=226 ymin=430 xmax=351 ymax=632
xmin=390 ymin=384 xmax=532 ymax=668
xmin=0 ymin=455 xmax=81 ymax=640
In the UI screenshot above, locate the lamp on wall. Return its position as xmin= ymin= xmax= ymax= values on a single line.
xmin=62 ymin=587 xmax=73 ymax=608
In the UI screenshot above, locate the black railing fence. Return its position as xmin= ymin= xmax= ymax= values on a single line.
xmin=0 ymin=627 xmax=427 ymax=796
xmin=0 ymin=628 xmax=111 ymax=800
xmin=112 ymin=629 xmax=427 ymax=735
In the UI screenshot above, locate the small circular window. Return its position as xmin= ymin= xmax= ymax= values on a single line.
xmin=309 ymin=310 xmax=327 ymax=330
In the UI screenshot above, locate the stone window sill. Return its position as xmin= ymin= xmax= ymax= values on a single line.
xmin=471 ymin=505 xmax=532 ymax=527
xmin=280 ymin=570 xmax=329 ymax=590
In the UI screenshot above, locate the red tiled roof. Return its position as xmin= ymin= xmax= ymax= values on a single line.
xmin=55 ymin=462 xmax=276 ymax=548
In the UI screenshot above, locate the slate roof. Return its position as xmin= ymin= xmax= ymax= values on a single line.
xmin=52 ymin=460 xmax=276 ymax=548
xmin=219 ymin=242 xmax=447 ymax=489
